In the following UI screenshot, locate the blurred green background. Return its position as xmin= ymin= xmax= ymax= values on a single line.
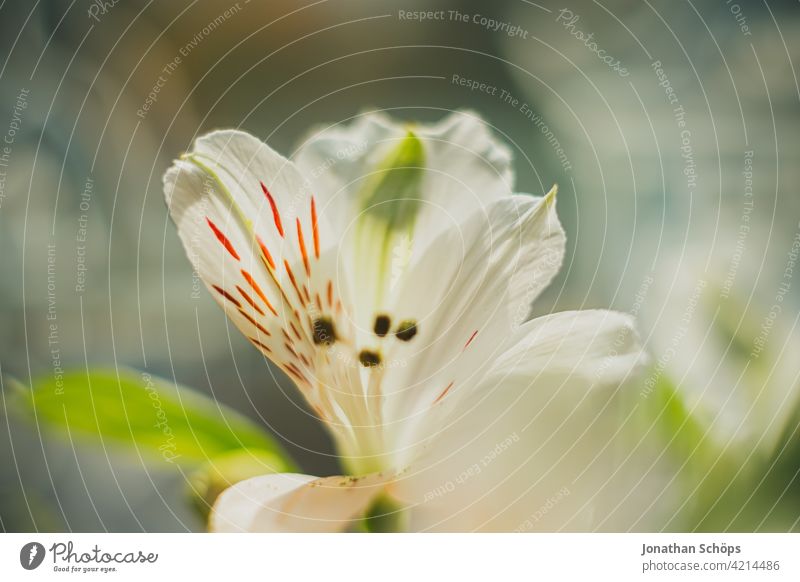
xmin=1 ymin=0 xmax=799 ymax=531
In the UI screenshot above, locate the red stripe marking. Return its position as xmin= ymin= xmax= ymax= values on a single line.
xmin=284 ymin=260 xmax=306 ymax=306
xmin=281 ymin=329 xmax=294 ymax=344
xmin=236 ymin=285 xmax=265 ymax=316
xmin=434 ymin=381 xmax=454 ymax=404
xmin=311 ymin=197 xmax=320 ymax=258
xmin=296 ymin=218 xmax=311 ymax=277
xmin=290 ymin=322 xmax=303 ymax=342
xmin=255 ymin=234 xmax=276 ymax=270
xmin=212 ymin=285 xmax=242 ymax=308
xmin=464 ymin=329 xmax=479 ymax=350
xmin=285 ymin=363 xmax=309 ymax=384
xmin=241 ymin=269 xmax=278 ymax=316
xmin=299 ymin=353 xmax=310 ymax=367
xmin=207 ymin=218 xmax=240 ymax=260
xmin=260 ymin=181 xmax=284 ymax=237
xmin=326 ymin=281 xmax=333 ymax=307
xmin=249 ymin=337 xmax=272 ymax=353
xmin=284 ymin=342 xmax=298 ymax=358
xmin=289 ymin=321 xmax=303 ymax=341
xmin=315 ymin=293 xmax=322 ymax=312
xmin=238 ymin=309 xmax=271 ymax=337
xmin=302 ymin=285 xmax=311 ymax=303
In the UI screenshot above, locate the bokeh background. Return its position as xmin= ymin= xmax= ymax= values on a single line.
xmin=1 ymin=0 xmax=799 ymax=531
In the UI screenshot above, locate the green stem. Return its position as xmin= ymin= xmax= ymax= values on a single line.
xmin=361 ymin=494 xmax=407 ymax=533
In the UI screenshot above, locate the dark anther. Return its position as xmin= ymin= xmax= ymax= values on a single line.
xmin=359 ymin=350 xmax=382 ymax=367
xmin=374 ymin=314 xmax=391 ymax=337
xmin=312 ymin=317 xmax=336 ymax=345
xmin=395 ymin=320 xmax=418 ymax=342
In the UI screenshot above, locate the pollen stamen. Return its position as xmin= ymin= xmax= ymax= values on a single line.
xmin=359 ymin=350 xmax=382 ymax=367
xmin=395 ymin=320 xmax=418 ymax=342
xmin=374 ymin=314 xmax=391 ymax=337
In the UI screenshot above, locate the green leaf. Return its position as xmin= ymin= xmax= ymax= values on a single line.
xmin=187 ymin=448 xmax=289 ymax=520
xmin=8 ymin=368 xmax=296 ymax=470
xmin=360 ymin=494 xmax=407 ymax=533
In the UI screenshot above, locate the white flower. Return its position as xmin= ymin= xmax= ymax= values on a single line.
xmin=163 ymin=111 xmax=645 ymax=532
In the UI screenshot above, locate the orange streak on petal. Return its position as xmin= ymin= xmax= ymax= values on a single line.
xmin=284 ymin=260 xmax=306 ymax=306
xmin=434 ymin=381 xmax=454 ymax=404
xmin=240 ymin=269 xmax=278 ymax=316
xmin=296 ymin=218 xmax=311 ymax=277
xmin=212 ymin=285 xmax=242 ymax=308
xmin=260 ymin=181 xmax=284 ymax=237
xmin=464 ymin=329 xmax=479 ymax=350
xmin=311 ymin=197 xmax=320 ymax=259
xmin=255 ymin=234 xmax=276 ymax=270
xmin=249 ymin=337 xmax=272 ymax=353
xmin=206 ymin=218 xmax=240 ymax=260
xmin=237 ymin=309 xmax=271 ymax=337
xmin=236 ymin=285 xmax=265 ymax=316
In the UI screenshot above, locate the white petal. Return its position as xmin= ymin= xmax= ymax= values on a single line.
xmin=163 ymin=131 xmax=348 ymax=406
xmin=391 ymin=310 xmax=645 ymax=531
xmin=295 ymin=110 xmax=513 ymax=243
xmin=493 ymin=309 xmax=647 ymax=386
xmin=210 ymin=472 xmax=387 ymax=533
xmin=374 ymin=190 xmax=565 ymax=463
